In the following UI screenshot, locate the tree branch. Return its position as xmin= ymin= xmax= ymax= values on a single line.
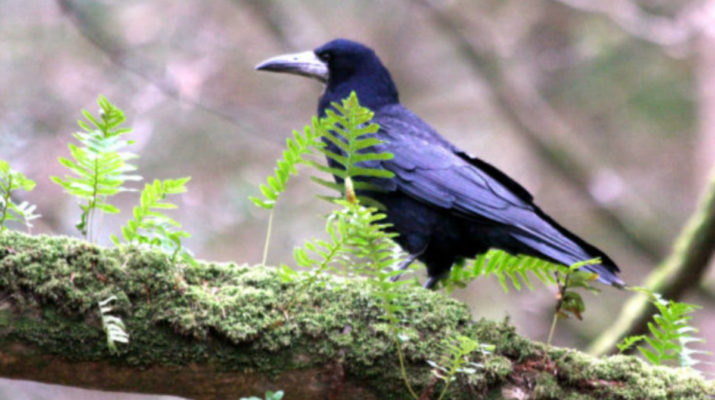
xmin=588 ymin=142 xmax=715 ymax=356
xmin=552 ymin=0 xmax=701 ymax=50
xmin=0 ymin=231 xmax=711 ymax=399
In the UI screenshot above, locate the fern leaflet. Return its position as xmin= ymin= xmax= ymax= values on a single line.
xmin=111 ymin=178 xmax=192 ymax=264
xmin=98 ymin=295 xmax=129 ymax=354
xmin=0 ymin=160 xmax=40 ymax=232
xmin=250 ymin=117 xmax=323 ymax=209
xmin=313 ymin=92 xmax=394 ymax=188
xmin=427 ymin=335 xmax=494 ymax=400
xmin=444 ymin=250 xmax=567 ymax=293
xmin=618 ymin=288 xmax=709 ymax=368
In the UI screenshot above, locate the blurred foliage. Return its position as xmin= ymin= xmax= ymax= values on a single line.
xmin=240 ymin=390 xmax=284 ymax=400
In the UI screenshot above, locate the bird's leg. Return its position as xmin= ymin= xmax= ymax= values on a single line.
xmin=389 ymin=247 xmax=426 ymax=282
xmin=423 ymin=271 xmax=449 ymax=290
xmin=423 ymin=276 xmax=440 ymax=289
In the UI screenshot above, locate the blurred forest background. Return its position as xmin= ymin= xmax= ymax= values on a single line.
xmin=1 ymin=0 xmax=714 ymax=398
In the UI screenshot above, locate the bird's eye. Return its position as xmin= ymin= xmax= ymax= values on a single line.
xmin=317 ymin=51 xmax=332 ymax=62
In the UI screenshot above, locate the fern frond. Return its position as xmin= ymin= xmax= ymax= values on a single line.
xmin=312 ymin=92 xmax=394 ymax=196
xmin=111 ymin=178 xmax=193 ymax=264
xmin=287 ymin=197 xmax=402 ymax=284
xmin=98 ymin=295 xmax=129 ymax=354
xmin=250 ymin=117 xmax=323 ymax=209
xmin=0 ymin=160 xmax=40 ymax=232
xmin=251 ymin=92 xmax=395 ymax=265
xmin=337 ymin=199 xmax=401 ymax=276
xmin=51 ymin=96 xmax=140 ymax=240
xmin=618 ymin=288 xmax=709 ymax=368
xmin=444 ymin=250 xmax=567 ymax=293
xmin=427 ymin=335 xmax=494 ymax=400
xmin=250 ymin=92 xmax=394 ymax=208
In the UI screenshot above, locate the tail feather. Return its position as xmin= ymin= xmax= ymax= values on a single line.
xmin=509 ymin=231 xmax=623 ymax=287
xmin=508 ymin=206 xmax=624 ymax=287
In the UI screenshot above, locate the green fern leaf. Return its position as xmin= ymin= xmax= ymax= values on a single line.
xmin=617 ymin=288 xmax=709 ymax=367
xmin=250 ymin=118 xmax=324 ymax=209
xmin=51 ymin=96 xmax=140 ymax=240
xmin=445 ymin=250 xmax=567 ymax=293
xmin=112 ymin=177 xmax=193 ymax=264
xmin=0 ymin=160 xmax=40 ymax=232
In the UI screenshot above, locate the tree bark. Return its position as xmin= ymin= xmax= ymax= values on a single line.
xmin=0 ymin=232 xmax=711 ymax=399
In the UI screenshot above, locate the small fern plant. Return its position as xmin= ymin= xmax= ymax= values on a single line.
xmin=249 ymin=115 xmax=324 ymax=264
xmin=98 ymin=295 xmax=129 ymax=354
xmin=546 ymin=259 xmax=601 ymax=348
xmin=253 ymin=91 xmax=404 ymax=286
xmin=253 ymin=93 xmax=419 ymax=397
xmin=0 ymin=160 xmax=40 ymax=232
xmin=51 ymin=96 xmax=140 ymax=241
xmin=287 ymin=181 xmax=417 ymax=398
xmin=445 ymin=249 xmax=603 ymax=349
xmin=617 ymin=288 xmax=709 ymax=368
xmin=427 ymin=335 xmax=495 ymax=400
xmin=251 ymin=91 xmax=395 ymax=263
xmin=279 ymin=179 xmax=405 ymax=310
xmin=111 ymin=178 xmax=193 ymax=264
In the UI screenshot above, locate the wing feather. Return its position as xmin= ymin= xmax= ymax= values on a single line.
xmin=369 ymin=105 xmax=621 ymax=285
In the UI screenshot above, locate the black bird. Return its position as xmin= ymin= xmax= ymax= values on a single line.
xmin=256 ymin=39 xmax=623 ymax=289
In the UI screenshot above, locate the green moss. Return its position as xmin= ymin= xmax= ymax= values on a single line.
xmin=0 ymin=231 xmax=712 ymax=399
xmin=552 ymin=352 xmax=712 ymax=399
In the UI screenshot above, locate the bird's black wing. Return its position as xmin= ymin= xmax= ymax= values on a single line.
xmin=370 ymin=105 xmax=621 ymax=284
xmin=371 ymin=105 xmax=535 ymax=218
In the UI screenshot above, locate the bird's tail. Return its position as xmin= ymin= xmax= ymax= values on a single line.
xmin=508 ymin=209 xmax=624 ymax=287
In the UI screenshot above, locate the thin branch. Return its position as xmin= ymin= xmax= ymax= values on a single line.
xmin=589 ymin=166 xmax=715 ymax=355
xmin=414 ymin=0 xmax=664 ymax=261
xmin=56 ymin=0 xmax=278 ymax=149
xmin=552 ymin=0 xmax=700 ymax=50
xmin=241 ymin=0 xmax=327 ymax=50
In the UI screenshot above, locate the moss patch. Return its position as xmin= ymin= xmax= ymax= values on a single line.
xmin=0 ymin=231 xmax=712 ymax=399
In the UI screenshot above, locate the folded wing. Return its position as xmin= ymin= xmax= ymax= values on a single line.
xmin=368 ymin=105 xmax=622 ymax=285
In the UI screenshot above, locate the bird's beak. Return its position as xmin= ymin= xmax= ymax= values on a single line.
xmin=255 ymin=50 xmax=328 ymax=83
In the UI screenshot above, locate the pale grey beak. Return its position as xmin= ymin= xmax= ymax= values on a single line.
xmin=255 ymin=50 xmax=328 ymax=83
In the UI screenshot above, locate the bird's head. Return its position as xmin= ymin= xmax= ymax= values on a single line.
xmin=256 ymin=39 xmax=399 ymax=112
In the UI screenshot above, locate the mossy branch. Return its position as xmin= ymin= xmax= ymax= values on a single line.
xmin=0 ymin=231 xmax=711 ymax=399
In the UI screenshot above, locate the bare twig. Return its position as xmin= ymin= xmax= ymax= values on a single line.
xmin=241 ymin=0 xmax=327 ymax=50
xmin=552 ymin=0 xmax=701 ymax=50
xmin=414 ymin=0 xmax=664 ymax=261
xmin=56 ymin=0 xmax=278 ymax=148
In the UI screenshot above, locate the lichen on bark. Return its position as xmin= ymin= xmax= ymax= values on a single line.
xmin=0 ymin=231 xmax=712 ymax=399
